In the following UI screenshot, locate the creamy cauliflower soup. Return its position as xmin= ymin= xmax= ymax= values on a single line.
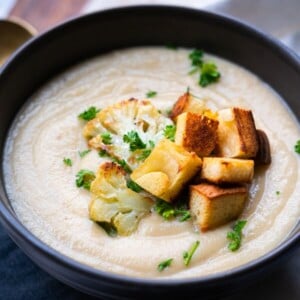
xmin=3 ymin=47 xmax=300 ymax=278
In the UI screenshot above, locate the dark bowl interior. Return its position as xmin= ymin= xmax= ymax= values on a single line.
xmin=0 ymin=6 xmax=299 ymax=300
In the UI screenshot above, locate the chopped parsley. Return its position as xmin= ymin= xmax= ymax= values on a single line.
xmin=146 ymin=90 xmax=157 ymax=98
xmin=158 ymin=258 xmax=173 ymax=272
xmin=75 ymin=169 xmax=95 ymax=190
xmin=98 ymin=149 xmax=109 ymax=157
xmin=188 ymin=49 xmax=221 ymax=87
xmin=112 ymin=158 xmax=132 ymax=174
xmin=78 ymin=106 xmax=100 ymax=121
xmin=126 ymin=179 xmax=143 ymax=193
xmin=189 ymin=49 xmax=204 ymax=67
xmin=164 ymin=125 xmax=176 ymax=142
xmin=101 ymin=132 xmax=112 ymax=145
xmin=63 ymin=157 xmax=72 ymax=166
xmin=227 ymin=220 xmax=247 ymax=252
xmin=276 ymin=191 xmax=280 ymax=196
xmin=137 ymin=140 xmax=155 ymax=161
xmin=183 ymin=241 xmax=200 ymax=266
xmin=78 ymin=149 xmax=91 ymax=158
xmin=199 ymin=62 xmax=221 ymax=87
xmin=123 ymin=131 xmax=146 ymax=151
xmin=97 ymin=222 xmax=117 ymax=237
xmin=294 ymin=140 xmax=300 ymax=153
xmin=154 ymin=199 xmax=191 ymax=222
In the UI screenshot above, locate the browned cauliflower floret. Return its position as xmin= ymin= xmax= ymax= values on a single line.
xmin=89 ymin=161 xmax=153 ymax=236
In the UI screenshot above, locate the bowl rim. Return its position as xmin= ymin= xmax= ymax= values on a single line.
xmin=0 ymin=4 xmax=299 ymax=288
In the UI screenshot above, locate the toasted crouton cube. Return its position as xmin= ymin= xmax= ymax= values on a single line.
xmin=131 ymin=139 xmax=202 ymax=202
xmin=216 ymin=107 xmax=258 ymax=158
xmin=201 ymin=157 xmax=254 ymax=184
xmin=175 ymin=112 xmax=219 ymax=156
xmin=170 ymin=92 xmax=207 ymax=121
xmin=255 ymin=130 xmax=271 ymax=165
xmin=190 ymin=183 xmax=247 ymax=231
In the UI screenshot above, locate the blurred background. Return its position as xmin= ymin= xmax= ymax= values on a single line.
xmin=0 ymin=0 xmax=299 ymax=299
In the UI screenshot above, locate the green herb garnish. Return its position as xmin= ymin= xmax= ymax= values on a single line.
xmin=227 ymin=220 xmax=247 ymax=252
xmin=97 ymin=222 xmax=117 ymax=237
xmin=188 ymin=49 xmax=221 ymax=87
xmin=63 ymin=157 xmax=72 ymax=166
xmin=183 ymin=241 xmax=200 ymax=266
xmin=98 ymin=149 xmax=109 ymax=157
xmin=294 ymin=140 xmax=300 ymax=153
xmin=112 ymin=158 xmax=132 ymax=174
xmin=158 ymin=258 xmax=173 ymax=272
xmin=154 ymin=200 xmax=191 ymax=222
xmin=276 ymin=191 xmax=280 ymax=196
xmin=137 ymin=140 xmax=155 ymax=161
xmin=123 ymin=131 xmax=146 ymax=151
xmin=75 ymin=169 xmax=95 ymax=190
xmin=78 ymin=149 xmax=91 ymax=158
xmin=189 ymin=49 xmax=204 ymax=67
xmin=199 ymin=62 xmax=221 ymax=87
xmin=146 ymin=90 xmax=157 ymax=98
xmin=164 ymin=125 xmax=176 ymax=142
xmin=101 ymin=132 xmax=112 ymax=145
xmin=126 ymin=179 xmax=143 ymax=193
xmin=78 ymin=106 xmax=100 ymax=121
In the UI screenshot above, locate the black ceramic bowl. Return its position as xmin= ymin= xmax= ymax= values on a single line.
xmin=0 ymin=6 xmax=299 ymax=300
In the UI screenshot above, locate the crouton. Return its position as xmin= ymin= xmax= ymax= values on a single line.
xmin=131 ymin=139 xmax=202 ymax=202
xmin=170 ymin=92 xmax=207 ymax=121
xmin=201 ymin=157 xmax=254 ymax=184
xmin=175 ymin=112 xmax=219 ymax=157
xmin=216 ymin=107 xmax=258 ymax=158
xmin=255 ymin=130 xmax=271 ymax=165
xmin=190 ymin=183 xmax=247 ymax=231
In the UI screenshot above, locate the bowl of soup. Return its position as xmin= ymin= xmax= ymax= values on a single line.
xmin=0 ymin=6 xmax=299 ymax=299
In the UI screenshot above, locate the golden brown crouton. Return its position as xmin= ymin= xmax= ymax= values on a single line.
xmin=170 ymin=92 xmax=207 ymax=121
xmin=201 ymin=157 xmax=254 ymax=184
xmin=216 ymin=107 xmax=258 ymax=158
xmin=190 ymin=183 xmax=247 ymax=231
xmin=131 ymin=139 xmax=202 ymax=202
xmin=255 ymin=130 xmax=271 ymax=165
xmin=175 ymin=112 xmax=219 ymax=157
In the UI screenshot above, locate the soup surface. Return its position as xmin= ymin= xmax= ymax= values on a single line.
xmin=3 ymin=47 xmax=300 ymax=278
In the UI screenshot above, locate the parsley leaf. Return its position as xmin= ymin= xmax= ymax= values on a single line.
xmin=63 ymin=157 xmax=72 ymax=166
xmin=146 ymin=90 xmax=157 ymax=98
xmin=78 ymin=106 xmax=100 ymax=121
xmin=276 ymin=191 xmax=280 ymax=196
xmin=101 ymin=132 xmax=112 ymax=145
xmin=154 ymin=200 xmax=191 ymax=222
xmin=126 ymin=179 xmax=143 ymax=193
xmin=75 ymin=169 xmax=95 ymax=190
xmin=189 ymin=49 xmax=204 ymax=67
xmin=112 ymin=158 xmax=132 ymax=174
xmin=98 ymin=149 xmax=109 ymax=157
xmin=164 ymin=125 xmax=176 ymax=142
xmin=78 ymin=149 xmax=91 ymax=158
xmin=123 ymin=131 xmax=146 ymax=151
xmin=227 ymin=220 xmax=247 ymax=252
xmin=137 ymin=140 xmax=155 ymax=161
xmin=97 ymin=222 xmax=117 ymax=237
xmin=183 ymin=241 xmax=200 ymax=266
xmin=294 ymin=140 xmax=300 ymax=153
xmin=199 ymin=62 xmax=221 ymax=87
xmin=158 ymin=258 xmax=173 ymax=272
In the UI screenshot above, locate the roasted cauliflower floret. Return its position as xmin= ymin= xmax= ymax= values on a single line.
xmin=216 ymin=107 xmax=258 ymax=158
xmin=131 ymin=139 xmax=202 ymax=202
xmin=82 ymin=99 xmax=173 ymax=169
xmin=175 ymin=112 xmax=219 ymax=157
xmin=89 ymin=162 xmax=152 ymax=236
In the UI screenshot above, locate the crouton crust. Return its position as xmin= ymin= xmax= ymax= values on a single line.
xmin=175 ymin=112 xmax=219 ymax=157
xmin=190 ymin=183 xmax=247 ymax=231
xmin=170 ymin=93 xmax=189 ymax=121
